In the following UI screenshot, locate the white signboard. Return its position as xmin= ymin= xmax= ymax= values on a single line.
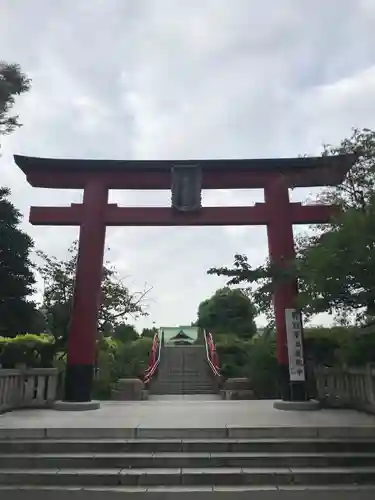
xmin=285 ymin=308 xmax=306 ymax=382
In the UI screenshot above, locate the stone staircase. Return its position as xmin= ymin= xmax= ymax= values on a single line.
xmin=150 ymin=345 xmax=218 ymax=395
xmin=1 ymin=427 xmax=375 ymax=495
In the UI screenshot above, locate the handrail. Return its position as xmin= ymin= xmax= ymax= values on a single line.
xmin=204 ymin=330 xmax=221 ymax=377
xmin=143 ymin=331 xmax=161 ymax=385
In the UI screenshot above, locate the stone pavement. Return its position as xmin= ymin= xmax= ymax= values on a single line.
xmin=5 ymin=485 xmax=375 ymax=499
xmin=1 ymin=399 xmax=375 ymax=498
xmin=0 ymin=399 xmax=374 ymax=436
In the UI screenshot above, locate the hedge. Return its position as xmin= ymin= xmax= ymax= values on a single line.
xmin=0 ymin=334 xmax=56 ymax=368
xmin=215 ymin=327 xmax=375 ymax=399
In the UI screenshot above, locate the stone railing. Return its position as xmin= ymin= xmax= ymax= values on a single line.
xmin=0 ymin=368 xmax=58 ymax=413
xmin=315 ymin=365 xmax=375 ymax=414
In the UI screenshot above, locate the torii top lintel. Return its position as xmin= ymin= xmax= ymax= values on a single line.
xmin=14 ymin=154 xmax=356 ymax=190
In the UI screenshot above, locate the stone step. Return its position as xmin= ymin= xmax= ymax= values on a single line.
xmin=3 ymin=426 xmax=375 ymax=440
xmin=151 ymin=384 xmax=215 ymax=389
xmin=150 ymin=390 xmax=216 ymax=395
xmin=156 ymin=374 xmax=212 ymax=378
xmin=2 ymin=452 xmax=375 ymax=469
xmin=3 ymin=485 xmax=375 ymax=496
xmin=153 ymin=384 xmax=214 ymax=388
xmin=152 ymin=378 xmax=214 ymax=382
xmin=153 ymin=377 xmax=213 ymax=381
xmin=151 ymin=388 xmax=216 ymax=392
xmin=2 ymin=438 xmax=375 ymax=454
xmin=1 ymin=466 xmax=375 ymax=487
xmin=155 ymin=372 xmax=212 ymax=376
xmin=155 ymin=374 xmax=213 ymax=378
xmin=151 ymin=377 xmax=212 ymax=381
xmin=151 ymin=390 xmax=216 ymax=394
xmin=150 ymin=382 xmax=215 ymax=386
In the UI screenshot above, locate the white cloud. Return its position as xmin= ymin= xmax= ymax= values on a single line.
xmin=1 ymin=0 xmax=375 ymax=330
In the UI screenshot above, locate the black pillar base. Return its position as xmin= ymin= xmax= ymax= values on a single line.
xmin=64 ymin=364 xmax=93 ymax=402
xmin=290 ymin=380 xmax=308 ymax=402
xmin=278 ymin=364 xmax=291 ymax=401
xmin=278 ymin=364 xmax=308 ymax=402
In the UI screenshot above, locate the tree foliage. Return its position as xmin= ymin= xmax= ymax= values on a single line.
xmin=296 ymin=203 xmax=375 ymax=321
xmin=319 ymin=128 xmax=375 ymax=211
xmin=296 ymin=128 xmax=375 ymax=322
xmin=0 ymin=65 xmax=35 ymax=333
xmin=112 ymin=323 xmax=139 ymax=343
xmin=141 ymin=327 xmax=158 ymax=339
xmin=208 ymin=128 xmax=375 ymax=326
xmin=0 ymin=187 xmax=37 ymax=336
xmin=0 ymin=61 xmax=31 ymax=141
xmin=197 ymin=287 xmax=257 ymax=338
xmin=37 ymin=241 xmax=150 ymax=350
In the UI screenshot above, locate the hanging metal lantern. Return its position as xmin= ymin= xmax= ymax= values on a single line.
xmin=171 ymin=164 xmax=202 ymax=212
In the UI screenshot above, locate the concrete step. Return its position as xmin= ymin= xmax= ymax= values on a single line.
xmin=153 ymin=384 xmax=214 ymax=388
xmin=3 ymin=485 xmax=375 ymax=497
xmin=1 ymin=466 xmax=375 ymax=487
xmin=2 ymin=438 xmax=375 ymax=454
xmin=151 ymin=379 xmax=211 ymax=382
xmin=152 ymin=379 xmax=214 ymax=383
xmin=2 ymin=452 xmax=375 ymax=469
xmin=155 ymin=374 xmax=213 ymax=378
xmin=3 ymin=485 xmax=375 ymax=499
xmin=150 ymin=390 xmax=217 ymax=395
xmin=151 ymin=384 xmax=215 ymax=389
xmin=156 ymin=374 xmax=212 ymax=379
xmin=3 ymin=426 xmax=375 ymax=440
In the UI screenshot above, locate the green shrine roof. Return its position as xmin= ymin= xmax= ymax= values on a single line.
xmin=160 ymin=326 xmax=198 ymax=343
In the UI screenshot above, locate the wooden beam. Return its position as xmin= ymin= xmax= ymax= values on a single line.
xmin=290 ymin=203 xmax=337 ymax=224
xmin=30 ymin=202 xmax=338 ymax=226
xmin=30 ymin=205 xmax=83 ymax=225
xmin=30 ymin=204 xmax=269 ymax=226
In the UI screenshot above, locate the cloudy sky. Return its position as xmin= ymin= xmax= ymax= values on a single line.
xmin=1 ymin=0 xmax=375 ymax=331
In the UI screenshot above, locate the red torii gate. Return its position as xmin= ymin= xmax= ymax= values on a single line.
xmin=14 ymin=154 xmax=355 ymax=404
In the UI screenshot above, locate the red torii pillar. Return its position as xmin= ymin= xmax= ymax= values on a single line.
xmin=265 ymin=177 xmax=303 ymax=401
xmin=14 ymin=154 xmax=355 ymax=404
xmin=64 ymin=181 xmax=108 ymax=402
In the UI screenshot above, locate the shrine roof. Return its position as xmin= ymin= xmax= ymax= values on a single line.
xmin=14 ymin=153 xmax=356 ymax=189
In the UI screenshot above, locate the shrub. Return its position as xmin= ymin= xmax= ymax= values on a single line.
xmin=337 ymin=333 xmax=375 ymax=366
xmin=114 ymin=337 xmax=153 ymax=380
xmin=213 ymin=326 xmax=375 ymax=402
xmin=92 ymin=349 xmax=116 ymax=400
xmin=0 ymin=334 xmax=55 ymax=368
xmin=244 ymin=337 xmax=279 ymax=399
xmin=214 ymin=333 xmax=278 ymax=398
xmin=304 ymin=326 xmax=375 ymax=367
xmin=92 ymin=336 xmax=153 ymax=400
xmin=215 ymin=334 xmax=250 ymax=378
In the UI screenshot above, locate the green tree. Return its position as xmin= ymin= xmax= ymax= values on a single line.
xmin=209 ymin=128 xmax=375 ymax=326
xmin=207 ymin=255 xmax=277 ymax=327
xmin=37 ymin=241 xmax=150 ymax=350
xmin=319 ymin=128 xmax=375 ymax=211
xmin=0 ymin=61 xmax=31 ymax=143
xmin=0 ymin=62 xmax=35 ymax=335
xmin=295 ymin=129 xmax=375 ymax=323
xmin=197 ymin=287 xmax=257 ymax=338
xmin=112 ymin=323 xmax=139 ymax=343
xmin=141 ymin=327 xmax=158 ymax=339
xmin=0 ymin=187 xmax=37 ymax=336
xmin=296 ymin=199 xmax=375 ymax=322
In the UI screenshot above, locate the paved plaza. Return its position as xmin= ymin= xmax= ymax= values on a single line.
xmin=1 ymin=399 xmax=375 ymax=497
xmin=1 ymin=399 xmax=374 ymax=437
